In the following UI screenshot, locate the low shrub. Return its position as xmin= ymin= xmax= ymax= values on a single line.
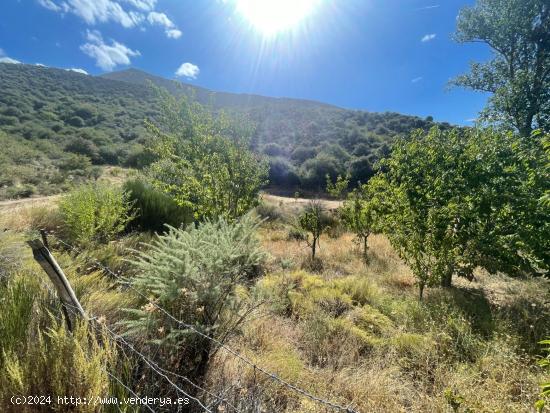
xmin=287 ymin=226 xmax=307 ymax=241
xmin=254 ymin=201 xmax=286 ymax=222
xmin=0 ymin=274 xmax=121 ymax=412
xmin=59 ymin=182 xmax=136 ymax=246
xmin=123 ymin=179 xmax=193 ymax=233
xmin=122 ymin=214 xmax=267 ymax=383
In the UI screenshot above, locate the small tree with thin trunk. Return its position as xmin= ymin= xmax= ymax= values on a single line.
xmin=340 ymin=181 xmax=380 ymax=263
xmin=298 ymin=200 xmax=330 ymax=260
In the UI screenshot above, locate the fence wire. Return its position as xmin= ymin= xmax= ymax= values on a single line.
xmin=49 ymin=233 xmax=359 ymax=413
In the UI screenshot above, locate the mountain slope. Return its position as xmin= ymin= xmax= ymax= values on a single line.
xmin=0 ymin=63 xmax=447 ymax=198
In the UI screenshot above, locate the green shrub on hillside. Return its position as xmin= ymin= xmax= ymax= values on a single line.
xmin=123 ymin=178 xmax=193 ymax=233
xmin=59 ymin=183 xmax=135 ymax=245
xmin=123 ymin=214 xmax=267 ymax=381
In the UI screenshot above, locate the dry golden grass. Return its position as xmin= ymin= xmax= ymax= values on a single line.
xmin=1 ymin=193 xmax=547 ymax=413
xmin=208 ymin=217 xmax=548 ymax=412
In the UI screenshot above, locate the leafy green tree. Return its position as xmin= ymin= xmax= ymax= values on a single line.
xmin=453 ymin=0 xmax=549 ymax=136
xmin=378 ymin=127 xmax=548 ymax=299
xmin=301 ymin=154 xmax=344 ymax=190
xmin=146 ymin=91 xmax=268 ymax=221
xmin=298 ymin=200 xmax=331 ymax=260
xmin=340 ymin=178 xmax=383 ymax=262
xmin=325 ymin=174 xmax=349 ymax=199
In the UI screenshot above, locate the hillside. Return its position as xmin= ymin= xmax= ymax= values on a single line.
xmin=0 ymin=63 xmax=446 ymax=199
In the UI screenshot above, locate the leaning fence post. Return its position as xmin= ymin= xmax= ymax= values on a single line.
xmin=27 ymin=238 xmax=85 ymax=331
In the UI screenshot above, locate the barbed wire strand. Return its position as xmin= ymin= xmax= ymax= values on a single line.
xmin=41 ymin=264 xmax=237 ymax=413
xmin=47 ymin=310 xmax=157 ymax=413
xmin=60 ymin=301 xmax=213 ymax=413
xmin=50 ymin=234 xmax=359 ymax=413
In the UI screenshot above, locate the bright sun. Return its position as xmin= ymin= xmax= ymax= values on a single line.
xmin=236 ymin=0 xmax=320 ymax=35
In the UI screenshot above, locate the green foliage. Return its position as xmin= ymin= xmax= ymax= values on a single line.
xmin=536 ymin=338 xmax=550 ymax=412
xmin=267 ymin=157 xmax=301 ymax=188
xmin=146 ymin=90 xmax=268 ymax=220
xmin=377 ymin=127 xmax=549 ymax=298
xmin=123 ymin=214 xmax=266 ymax=378
xmin=59 ymin=182 xmax=136 ymax=246
xmin=340 ymin=179 xmax=383 ymax=261
xmin=297 ymin=200 xmax=332 ymax=260
xmin=453 ymin=0 xmax=549 ymax=135
xmin=123 ymin=178 xmax=194 ymax=233
xmin=0 ymin=64 xmax=450 ymax=195
xmin=326 ymin=174 xmax=349 ymax=199
xmin=0 ymin=130 xmax=95 ymax=200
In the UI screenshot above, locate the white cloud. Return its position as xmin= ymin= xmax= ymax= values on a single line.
xmin=417 ymin=5 xmax=440 ymax=10
xmin=67 ymin=67 xmax=89 ymax=74
xmin=80 ymin=30 xmax=140 ymax=71
xmin=166 ymin=29 xmax=182 ymax=39
xmin=121 ymin=0 xmax=156 ymax=11
xmin=35 ymin=63 xmax=47 ymax=67
xmin=421 ymin=33 xmax=436 ymax=42
xmin=175 ymin=62 xmax=199 ymax=79
xmin=39 ymin=1 xmax=180 ymax=38
xmin=411 ymin=76 xmax=423 ymax=83
xmin=37 ymin=0 xmax=67 ymax=12
xmin=0 ymin=57 xmax=21 ymax=64
xmin=39 ymin=0 xmax=142 ymax=28
xmin=147 ymin=11 xmax=171 ymax=27
xmin=147 ymin=11 xmax=181 ymax=39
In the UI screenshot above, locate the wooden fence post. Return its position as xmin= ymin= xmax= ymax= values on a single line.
xmin=27 ymin=238 xmax=85 ymax=331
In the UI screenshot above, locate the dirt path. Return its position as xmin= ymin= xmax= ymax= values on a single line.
xmin=262 ymin=193 xmax=342 ymax=210
xmin=0 ymin=194 xmax=61 ymax=211
xmin=0 ymin=192 xmax=342 ymax=213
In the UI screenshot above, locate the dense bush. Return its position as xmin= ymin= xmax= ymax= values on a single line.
xmin=59 ymin=183 xmax=136 ymax=245
xmin=123 ymin=214 xmax=267 ymax=381
xmin=123 ymin=178 xmax=193 ymax=233
xmin=267 ymin=157 xmax=301 ymax=188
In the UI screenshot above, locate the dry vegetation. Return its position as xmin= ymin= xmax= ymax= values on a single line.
xmin=0 ymin=194 xmax=548 ymax=413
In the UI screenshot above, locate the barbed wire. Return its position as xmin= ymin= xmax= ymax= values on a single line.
xmin=47 ymin=310 xmax=157 ymax=413
xmin=49 ymin=233 xmax=359 ymax=413
xmin=60 ymin=301 xmax=213 ymax=413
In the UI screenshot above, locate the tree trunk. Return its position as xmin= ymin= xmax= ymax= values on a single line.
xmin=362 ymin=236 xmax=368 ymax=263
xmin=311 ymin=237 xmax=317 ymax=260
xmin=440 ymin=271 xmax=453 ymax=288
xmin=193 ymin=340 xmax=212 ymax=385
xmin=418 ymin=282 xmax=425 ymax=301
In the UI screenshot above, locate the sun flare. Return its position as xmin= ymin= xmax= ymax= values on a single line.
xmin=236 ymin=0 xmax=320 ymax=35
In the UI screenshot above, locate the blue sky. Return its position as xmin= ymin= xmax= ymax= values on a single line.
xmin=0 ymin=0 xmax=492 ymax=125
